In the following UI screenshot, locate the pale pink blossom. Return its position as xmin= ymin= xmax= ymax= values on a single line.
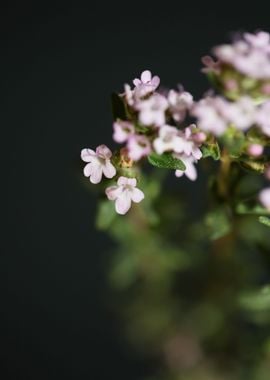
xmin=224 ymin=97 xmax=256 ymax=130
xmin=201 ymin=55 xmax=221 ymax=74
xmin=213 ymin=32 xmax=270 ymax=79
xmin=191 ymin=97 xmax=229 ymax=136
xmin=81 ymin=145 xmax=116 ymax=184
xmin=153 ymin=125 xmax=186 ymax=154
xmin=113 ymin=121 xmax=135 ymax=143
xmin=256 ymin=100 xmax=270 ymax=136
xmin=259 ymin=187 xmax=270 ymax=210
xmin=174 ymin=154 xmax=199 ymax=181
xmin=105 ymin=176 xmax=144 ymax=215
xmin=247 ymin=144 xmax=264 ymax=157
xmin=133 ymin=70 xmax=160 ymax=96
xmin=168 ymin=89 xmax=193 ymax=123
xmin=127 ymin=134 xmax=151 ymax=161
xmin=136 ymin=93 xmax=168 ymax=126
xmin=153 ymin=125 xmax=202 ymax=159
xmin=123 ymin=84 xmax=135 ymax=106
xmin=244 ymin=31 xmax=270 ymax=52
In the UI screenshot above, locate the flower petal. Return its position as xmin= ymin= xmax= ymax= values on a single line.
xmin=130 ymin=188 xmax=144 ymax=203
xmin=151 ymin=75 xmax=160 ymax=88
xmin=141 ymin=70 xmax=152 ymax=83
xmin=103 ymin=161 xmax=116 ymax=178
xmin=81 ymin=148 xmax=96 ymax=162
xmin=185 ymin=161 xmax=197 ymax=181
xmin=133 ymin=78 xmax=141 ymax=87
xmin=115 ymin=191 xmax=132 ymax=215
xmin=96 ymin=144 xmax=112 ymax=159
xmin=89 ymin=166 xmax=103 ymax=184
xmin=105 ymin=185 xmax=122 ymax=200
xmin=117 ymin=176 xmax=129 ymax=186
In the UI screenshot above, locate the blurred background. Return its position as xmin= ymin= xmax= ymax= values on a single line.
xmin=3 ymin=1 xmax=270 ymax=379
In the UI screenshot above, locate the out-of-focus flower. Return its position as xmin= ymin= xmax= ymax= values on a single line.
xmin=81 ymin=145 xmax=116 ymax=184
xmin=256 ymin=100 xmax=270 ymax=136
xmin=167 ymin=89 xmax=193 ymax=123
xmin=133 ymin=70 xmax=160 ymax=96
xmin=247 ymin=143 xmax=264 ymax=157
xmin=259 ymin=187 xmax=270 ymax=210
xmin=213 ymin=31 xmax=270 ymax=79
xmin=105 ymin=176 xmax=144 ymax=215
xmin=201 ymin=55 xmax=221 ymax=74
xmin=136 ymin=93 xmax=168 ymax=126
xmin=224 ymin=97 xmax=256 ymax=130
xmin=127 ymin=134 xmax=151 ymax=161
xmin=192 ymin=97 xmax=229 ymax=136
xmin=178 ymin=126 xmax=203 ymax=160
xmin=113 ymin=121 xmax=135 ymax=143
xmin=174 ymin=154 xmax=199 ymax=181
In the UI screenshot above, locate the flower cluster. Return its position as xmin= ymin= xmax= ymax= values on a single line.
xmin=82 ymin=31 xmax=270 ymax=217
xmin=192 ymin=95 xmax=270 ymax=137
xmin=82 ymin=70 xmax=205 ymax=214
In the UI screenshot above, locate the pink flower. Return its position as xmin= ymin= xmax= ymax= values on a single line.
xmin=81 ymin=145 xmax=116 ymax=184
xmin=244 ymin=31 xmax=270 ymax=52
xmin=153 ymin=125 xmax=202 ymax=159
xmin=153 ymin=125 xmax=185 ymax=154
xmin=256 ymin=100 xmax=270 ymax=137
xmin=127 ymin=134 xmax=151 ymax=161
xmin=167 ymin=89 xmax=193 ymax=123
xmin=201 ymin=55 xmax=221 ymax=74
xmin=105 ymin=176 xmax=144 ymax=215
xmin=192 ymin=97 xmax=229 ymax=136
xmin=133 ymin=70 xmax=160 ymax=96
xmin=113 ymin=121 xmax=135 ymax=143
xmin=213 ymin=32 xmax=270 ymax=79
xmin=174 ymin=154 xmax=199 ymax=181
xmin=259 ymin=187 xmax=270 ymax=210
xmin=224 ymin=97 xmax=256 ymax=130
xmin=247 ymin=144 xmax=264 ymax=157
xmin=136 ymin=93 xmax=168 ymax=126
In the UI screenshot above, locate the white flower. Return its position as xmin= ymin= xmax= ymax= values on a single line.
xmin=153 ymin=125 xmax=185 ymax=154
xmin=224 ymin=97 xmax=256 ymax=130
xmin=81 ymin=145 xmax=116 ymax=184
xmin=174 ymin=154 xmax=199 ymax=181
xmin=259 ymin=187 xmax=270 ymax=210
xmin=127 ymin=134 xmax=151 ymax=161
xmin=136 ymin=93 xmax=168 ymax=126
xmin=105 ymin=176 xmax=144 ymax=215
xmin=113 ymin=121 xmax=135 ymax=143
xmin=153 ymin=125 xmax=202 ymax=159
xmin=133 ymin=70 xmax=160 ymax=96
xmin=168 ymin=89 xmax=193 ymax=123
xmin=192 ymin=97 xmax=229 ymax=136
xmin=256 ymin=100 xmax=270 ymax=137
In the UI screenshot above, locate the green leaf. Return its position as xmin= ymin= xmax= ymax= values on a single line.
xmin=96 ymin=199 xmax=116 ymax=230
xmin=239 ymin=285 xmax=270 ymax=312
xmin=236 ymin=203 xmax=270 ymax=216
xmin=239 ymin=158 xmax=266 ymax=174
xmin=147 ymin=152 xmax=186 ymax=171
xmin=259 ymin=216 xmax=270 ymax=228
xmin=201 ymin=141 xmax=220 ymax=160
xmin=205 ymin=207 xmax=231 ymax=240
xmin=111 ymin=92 xmax=127 ymax=120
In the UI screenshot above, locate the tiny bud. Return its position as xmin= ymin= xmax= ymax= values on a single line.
xmin=247 ymin=143 xmax=264 ymax=157
xmin=224 ymin=79 xmax=238 ymax=91
xmin=261 ymin=83 xmax=270 ymax=95
xmin=119 ymin=147 xmax=133 ymax=168
xmin=192 ymin=132 xmax=207 ymax=144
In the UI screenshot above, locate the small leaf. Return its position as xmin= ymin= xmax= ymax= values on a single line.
xmin=96 ymin=199 xmax=116 ymax=230
xmin=239 ymin=285 xmax=270 ymax=311
xmin=236 ymin=203 xmax=270 ymax=216
xmin=259 ymin=216 xmax=270 ymax=228
xmin=201 ymin=141 xmax=220 ymax=160
xmin=205 ymin=207 xmax=231 ymax=240
xmin=148 ymin=152 xmax=186 ymax=170
xmin=111 ymin=93 xmax=127 ymax=120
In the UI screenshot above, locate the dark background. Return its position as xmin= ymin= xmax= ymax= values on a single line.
xmin=2 ymin=2 xmax=270 ymax=379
